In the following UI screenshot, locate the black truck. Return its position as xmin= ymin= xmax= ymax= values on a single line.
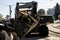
xmin=14 ymin=1 xmax=49 ymax=38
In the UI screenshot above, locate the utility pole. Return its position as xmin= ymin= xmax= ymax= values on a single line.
xmin=9 ymin=5 xmax=12 ymax=19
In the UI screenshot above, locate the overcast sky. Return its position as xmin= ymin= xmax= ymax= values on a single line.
xmin=0 ymin=0 xmax=60 ymax=18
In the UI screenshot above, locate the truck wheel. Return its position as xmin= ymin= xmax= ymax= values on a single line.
xmin=38 ymin=25 xmax=49 ymax=38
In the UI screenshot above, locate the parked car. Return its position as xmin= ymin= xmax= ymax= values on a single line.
xmin=39 ymin=15 xmax=54 ymax=24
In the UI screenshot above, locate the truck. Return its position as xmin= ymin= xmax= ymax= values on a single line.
xmin=14 ymin=1 xmax=49 ymax=38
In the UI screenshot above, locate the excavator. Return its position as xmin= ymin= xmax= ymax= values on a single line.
xmin=15 ymin=1 xmax=49 ymax=38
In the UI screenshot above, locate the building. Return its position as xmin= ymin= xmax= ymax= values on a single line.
xmin=5 ymin=15 xmax=10 ymax=21
xmin=47 ymin=8 xmax=55 ymax=16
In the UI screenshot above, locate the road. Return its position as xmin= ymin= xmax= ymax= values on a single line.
xmin=21 ymin=23 xmax=60 ymax=40
xmin=21 ymin=36 xmax=60 ymax=40
xmin=21 ymin=33 xmax=60 ymax=40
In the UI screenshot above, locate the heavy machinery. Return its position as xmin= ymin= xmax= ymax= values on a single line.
xmin=15 ymin=1 xmax=48 ymax=38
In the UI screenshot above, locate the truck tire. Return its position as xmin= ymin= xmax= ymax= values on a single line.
xmin=38 ymin=25 xmax=49 ymax=38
